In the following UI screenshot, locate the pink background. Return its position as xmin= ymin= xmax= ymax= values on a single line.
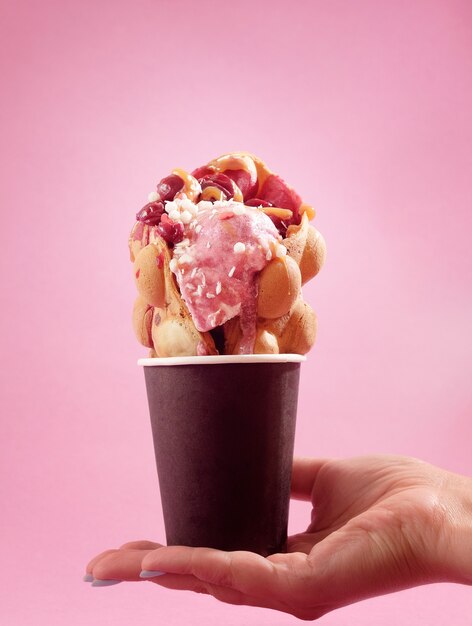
xmin=1 ymin=0 xmax=471 ymax=623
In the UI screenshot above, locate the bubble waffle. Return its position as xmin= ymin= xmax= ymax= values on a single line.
xmin=129 ymin=153 xmax=326 ymax=356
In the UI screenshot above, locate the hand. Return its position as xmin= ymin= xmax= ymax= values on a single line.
xmin=85 ymin=455 xmax=472 ymax=619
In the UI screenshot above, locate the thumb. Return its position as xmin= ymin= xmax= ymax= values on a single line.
xmin=291 ymin=457 xmax=329 ymax=501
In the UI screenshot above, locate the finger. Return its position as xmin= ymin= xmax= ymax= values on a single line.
xmin=291 ymin=457 xmax=329 ymax=500
xmin=85 ymin=542 xmax=164 ymax=577
xmin=119 ymin=540 xmax=163 ymax=551
xmin=93 ymin=549 xmax=154 ymax=582
xmin=142 ymin=546 xmax=316 ymax=618
xmin=151 ymin=571 xmax=299 ymax=616
xmin=85 ymin=549 xmax=118 ymax=576
xmin=142 ymin=546 xmax=285 ymax=597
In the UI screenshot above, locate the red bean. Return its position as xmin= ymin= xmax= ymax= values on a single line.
xmin=156 ymin=174 xmax=184 ymax=201
xmin=136 ymin=201 xmax=165 ymax=225
xmin=198 ymin=173 xmax=235 ymax=200
xmin=156 ymin=214 xmax=184 ymax=245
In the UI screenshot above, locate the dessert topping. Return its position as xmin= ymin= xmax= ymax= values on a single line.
xmin=136 ymin=201 xmax=165 ymax=226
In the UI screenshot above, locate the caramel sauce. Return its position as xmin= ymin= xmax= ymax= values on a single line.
xmin=210 ymin=153 xmax=256 ymax=175
xmin=299 ymin=203 xmax=316 ymax=219
xmin=200 ymin=186 xmax=226 ymax=202
xmin=261 ymin=206 xmax=293 ymax=220
xmin=210 ymin=152 xmax=272 ymax=198
xmin=244 ymin=153 xmax=272 ymax=194
xmin=230 ymin=184 xmax=243 ymax=202
xmin=174 ymin=156 xmax=313 ymax=221
xmin=172 ymin=168 xmax=201 ymax=201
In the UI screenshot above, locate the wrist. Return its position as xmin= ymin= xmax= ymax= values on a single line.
xmin=436 ymin=472 xmax=472 ymax=585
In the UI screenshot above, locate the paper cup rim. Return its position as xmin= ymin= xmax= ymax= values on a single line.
xmin=138 ymin=354 xmax=306 ymax=367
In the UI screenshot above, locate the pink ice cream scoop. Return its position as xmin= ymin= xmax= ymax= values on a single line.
xmin=169 ymin=200 xmax=282 ymax=353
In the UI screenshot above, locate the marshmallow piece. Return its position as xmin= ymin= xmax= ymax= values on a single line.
xmin=165 ymin=201 xmax=178 ymax=214
xmin=180 ymin=210 xmax=193 ymax=224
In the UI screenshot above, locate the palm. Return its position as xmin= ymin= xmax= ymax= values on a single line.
xmin=288 ymin=455 xmax=439 ymax=554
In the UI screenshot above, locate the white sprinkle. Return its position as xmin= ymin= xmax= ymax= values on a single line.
xmin=175 ymin=238 xmax=190 ymax=248
xmin=180 ymin=198 xmax=195 ymax=212
xmin=196 ymin=285 xmax=203 ymax=296
xmin=212 ymin=208 xmax=218 ymax=214
xmin=169 ymin=258 xmax=178 ymax=273
xmin=215 ymin=281 xmax=222 ymax=295
xmin=179 ymin=253 xmax=193 ymax=265
xmin=206 ymin=293 xmax=215 ymax=299
xmin=180 ymin=210 xmax=193 ymax=224
xmin=206 ymin=241 xmax=211 ymax=248
xmin=276 ymin=243 xmax=287 ymax=258
xmin=201 ymin=273 xmax=206 ymax=286
xmin=228 ymin=266 xmax=236 ymax=277
xmin=148 ymin=191 xmax=159 ymax=202
xmin=180 ymin=268 xmax=185 ymax=275
xmin=210 ymin=310 xmax=222 ymax=325
xmin=233 ymin=205 xmax=245 ymax=215
xmin=198 ymin=200 xmax=213 ymax=211
xmin=233 ymin=242 xmax=246 ymax=254
xmin=266 ymin=249 xmax=272 ymax=261
xmin=165 ymin=201 xmax=177 ymax=214
xmin=191 ymin=267 xmax=198 ymax=278
xmin=187 ymin=297 xmax=193 ymax=304
xmin=169 ymin=210 xmax=181 ymax=222
xmin=195 ymin=224 xmax=202 ymax=234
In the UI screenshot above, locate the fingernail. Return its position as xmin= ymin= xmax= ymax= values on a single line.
xmin=83 ymin=574 xmax=94 ymax=582
xmin=91 ymin=579 xmax=122 ymax=587
xmin=140 ymin=570 xmax=166 ymax=578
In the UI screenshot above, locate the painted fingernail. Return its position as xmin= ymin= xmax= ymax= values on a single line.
xmin=83 ymin=574 xmax=94 ymax=582
xmin=140 ymin=570 xmax=166 ymax=578
xmin=91 ymin=579 xmax=122 ymax=587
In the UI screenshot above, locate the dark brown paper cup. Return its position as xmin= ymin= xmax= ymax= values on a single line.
xmin=139 ymin=354 xmax=304 ymax=556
